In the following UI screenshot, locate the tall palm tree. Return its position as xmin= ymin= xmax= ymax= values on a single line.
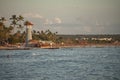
xmin=10 ymin=15 xmax=18 ymax=26
xmin=10 ymin=15 xmax=18 ymax=33
xmin=17 ymin=15 xmax=24 ymax=31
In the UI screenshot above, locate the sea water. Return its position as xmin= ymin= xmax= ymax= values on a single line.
xmin=0 ymin=47 xmax=120 ymax=80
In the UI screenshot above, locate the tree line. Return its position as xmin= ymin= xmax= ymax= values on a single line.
xmin=0 ymin=15 xmax=58 ymax=46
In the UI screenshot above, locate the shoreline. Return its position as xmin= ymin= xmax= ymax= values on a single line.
xmin=0 ymin=44 xmax=119 ymax=50
xmin=58 ymin=44 xmax=120 ymax=48
xmin=0 ymin=47 xmax=31 ymax=50
xmin=61 ymin=42 xmax=120 ymax=48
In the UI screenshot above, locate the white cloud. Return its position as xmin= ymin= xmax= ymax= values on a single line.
xmin=23 ymin=13 xmax=62 ymax=27
xmin=23 ymin=13 xmax=43 ymax=19
xmin=44 ymin=17 xmax=62 ymax=25
xmin=34 ymin=14 xmax=43 ymax=19
xmin=54 ymin=17 xmax=62 ymax=24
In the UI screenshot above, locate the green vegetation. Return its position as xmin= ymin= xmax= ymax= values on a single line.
xmin=32 ymin=29 xmax=58 ymax=41
xmin=0 ymin=15 xmax=59 ymax=46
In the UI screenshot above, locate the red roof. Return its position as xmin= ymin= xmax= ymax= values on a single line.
xmin=24 ymin=21 xmax=33 ymax=26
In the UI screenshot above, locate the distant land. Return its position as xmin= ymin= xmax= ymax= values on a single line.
xmin=57 ymin=34 xmax=120 ymax=40
xmin=56 ymin=34 xmax=120 ymax=47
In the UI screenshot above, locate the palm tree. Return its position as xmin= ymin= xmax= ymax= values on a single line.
xmin=0 ymin=17 xmax=6 ymax=21
xmin=0 ymin=24 xmax=13 ymax=45
xmin=33 ymin=30 xmax=36 ymax=34
xmin=10 ymin=15 xmax=18 ymax=26
xmin=0 ymin=17 xmax=6 ymax=30
xmin=18 ymin=15 xmax=24 ymax=22
xmin=17 ymin=15 xmax=24 ymax=31
xmin=10 ymin=15 xmax=18 ymax=33
xmin=0 ymin=17 xmax=6 ymax=22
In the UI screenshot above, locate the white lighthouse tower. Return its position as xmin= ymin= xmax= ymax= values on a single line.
xmin=24 ymin=21 xmax=33 ymax=47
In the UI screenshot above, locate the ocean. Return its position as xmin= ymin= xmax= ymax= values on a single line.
xmin=0 ymin=47 xmax=120 ymax=80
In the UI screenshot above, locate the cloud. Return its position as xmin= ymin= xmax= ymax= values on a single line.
xmin=44 ymin=17 xmax=62 ymax=25
xmin=22 ymin=13 xmax=62 ymax=28
xmin=23 ymin=13 xmax=62 ymax=24
xmin=54 ymin=17 xmax=62 ymax=24
xmin=23 ymin=13 xmax=43 ymax=19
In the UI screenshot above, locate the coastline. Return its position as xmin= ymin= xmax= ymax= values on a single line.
xmin=59 ymin=45 xmax=120 ymax=48
xmin=0 ymin=46 xmax=31 ymax=50
xmin=0 ymin=44 xmax=119 ymax=50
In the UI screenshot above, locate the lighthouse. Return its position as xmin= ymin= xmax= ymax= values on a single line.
xmin=24 ymin=21 xmax=33 ymax=47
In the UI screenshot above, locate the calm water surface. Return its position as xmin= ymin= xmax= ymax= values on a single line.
xmin=0 ymin=47 xmax=120 ymax=80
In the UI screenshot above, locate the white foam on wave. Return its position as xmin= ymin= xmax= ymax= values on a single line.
xmin=32 ymin=53 xmax=41 ymax=56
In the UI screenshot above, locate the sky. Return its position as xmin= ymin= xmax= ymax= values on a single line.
xmin=0 ymin=0 xmax=120 ymax=34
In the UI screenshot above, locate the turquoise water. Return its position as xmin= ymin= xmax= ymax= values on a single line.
xmin=0 ymin=47 xmax=120 ymax=80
